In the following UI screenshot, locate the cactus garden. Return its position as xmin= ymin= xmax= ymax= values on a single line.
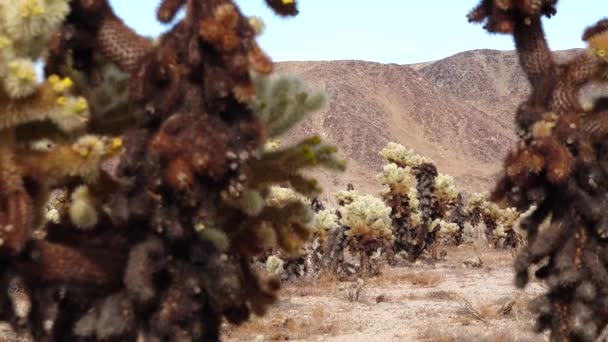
xmin=0 ymin=0 xmax=606 ymax=341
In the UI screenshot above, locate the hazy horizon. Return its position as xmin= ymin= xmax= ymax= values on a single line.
xmin=109 ymin=1 xmax=605 ymax=64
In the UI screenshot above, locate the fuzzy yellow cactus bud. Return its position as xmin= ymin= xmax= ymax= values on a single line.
xmin=68 ymin=185 xmax=98 ymax=230
xmin=49 ymin=96 xmax=90 ymax=132
xmin=49 ymin=76 xmax=73 ymax=93
xmin=19 ymin=0 xmax=44 ymax=17
xmin=74 ymin=97 xmax=88 ymax=112
xmin=587 ymin=30 xmax=608 ymax=58
xmin=111 ymin=138 xmax=123 ymax=150
xmin=47 ymin=74 xmax=60 ymax=84
xmin=3 ymin=58 xmax=37 ymax=98
xmin=72 ymin=135 xmax=104 ymax=159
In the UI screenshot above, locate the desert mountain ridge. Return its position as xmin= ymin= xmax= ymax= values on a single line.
xmin=276 ymin=48 xmax=582 ymax=202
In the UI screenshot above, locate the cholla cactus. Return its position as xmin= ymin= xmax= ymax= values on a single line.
xmin=0 ymin=1 xmax=344 ymax=341
xmin=335 ymin=189 xmax=358 ymax=206
xmin=470 ymin=1 xmax=608 ymax=339
xmin=494 ymin=207 xmax=522 ymax=249
xmin=379 ymin=142 xmax=431 ymax=168
xmin=311 ymin=208 xmax=339 ymax=243
xmin=378 ymin=142 xmax=461 ymax=261
xmin=449 ymin=193 xmax=469 ymax=245
xmin=429 ymin=219 xmax=459 ymax=236
xmin=0 ymin=0 xmax=68 ymax=98
xmin=466 ymin=192 xmax=522 ymax=248
xmin=340 ymin=195 xmax=393 ymax=242
xmin=0 ymin=0 xmax=98 ymax=258
xmin=338 ymin=194 xmax=393 ymax=276
xmin=377 ymin=163 xmax=415 ymax=195
xmin=434 ymin=174 xmax=458 ymax=209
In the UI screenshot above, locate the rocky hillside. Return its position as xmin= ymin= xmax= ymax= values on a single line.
xmin=276 ymin=49 xmax=580 ymax=201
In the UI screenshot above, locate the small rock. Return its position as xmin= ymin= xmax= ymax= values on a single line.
xmin=463 ymin=256 xmax=483 ymax=269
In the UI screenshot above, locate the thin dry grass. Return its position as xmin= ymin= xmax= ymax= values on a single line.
xmin=224 ymin=303 xmax=342 ymax=341
xmin=280 ymin=271 xmax=340 ymax=297
xmin=417 ymin=325 xmax=530 ymax=342
xmin=397 ymin=290 xmax=460 ymax=302
xmin=372 ymin=269 xmax=444 ymax=287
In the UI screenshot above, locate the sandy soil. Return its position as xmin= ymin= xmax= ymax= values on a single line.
xmin=223 ymin=245 xmax=549 ymax=342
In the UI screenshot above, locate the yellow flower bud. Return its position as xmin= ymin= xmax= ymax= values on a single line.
xmin=74 ymin=98 xmax=88 ymax=112
xmin=111 ymin=138 xmax=123 ymax=150
xmin=61 ymin=77 xmax=73 ymax=89
xmin=48 ymin=74 xmax=60 ymax=85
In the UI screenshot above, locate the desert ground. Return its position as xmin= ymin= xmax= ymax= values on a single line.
xmin=223 ymin=243 xmax=548 ymax=342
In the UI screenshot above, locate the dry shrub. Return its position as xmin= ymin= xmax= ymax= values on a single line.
xmin=455 ymin=297 xmax=490 ymax=325
xmin=339 ymin=278 xmax=366 ymax=302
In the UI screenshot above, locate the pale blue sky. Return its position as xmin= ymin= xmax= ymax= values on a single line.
xmin=110 ymin=1 xmax=606 ymax=64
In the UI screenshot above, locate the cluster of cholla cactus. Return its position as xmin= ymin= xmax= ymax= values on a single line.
xmin=469 ymin=0 xmax=608 ymax=339
xmin=0 ymin=0 xmax=350 ymax=340
xmin=377 ymin=142 xmax=462 ymax=261
xmin=265 ymin=185 xmax=394 ymax=279
xmin=334 ymin=191 xmax=394 ymax=276
xmin=466 ymin=192 xmax=522 ymax=249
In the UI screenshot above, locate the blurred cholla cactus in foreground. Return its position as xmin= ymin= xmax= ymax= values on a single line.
xmin=250 ymin=72 xmax=327 ymax=138
xmin=0 ymin=0 xmax=347 ymax=340
xmin=469 ymin=0 xmax=608 ymax=339
xmin=266 ymin=185 xmax=312 ymax=208
xmin=0 ymin=0 xmax=104 ymax=260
